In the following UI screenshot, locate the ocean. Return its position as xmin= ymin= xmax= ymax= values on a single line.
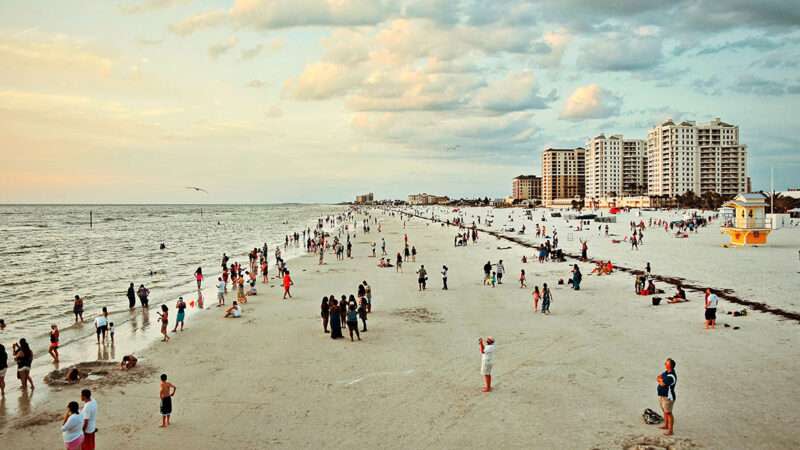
xmin=0 ymin=204 xmax=346 ymax=338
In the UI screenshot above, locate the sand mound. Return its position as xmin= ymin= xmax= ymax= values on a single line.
xmin=44 ymin=361 xmax=155 ymax=389
xmin=391 ymin=307 xmax=443 ymax=323
xmin=12 ymin=411 xmax=63 ymax=429
xmin=620 ymin=434 xmax=701 ymax=450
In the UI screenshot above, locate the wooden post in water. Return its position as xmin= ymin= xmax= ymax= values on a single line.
xmin=90 ymin=210 xmax=93 ymax=228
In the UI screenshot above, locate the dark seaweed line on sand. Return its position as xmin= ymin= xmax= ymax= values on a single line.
xmin=397 ymin=210 xmax=800 ymax=324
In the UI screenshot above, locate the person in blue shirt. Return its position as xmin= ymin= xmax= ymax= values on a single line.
xmin=657 ymin=358 xmax=677 ymax=436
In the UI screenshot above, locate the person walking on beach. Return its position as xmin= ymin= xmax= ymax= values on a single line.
xmin=396 ymin=252 xmax=403 ymax=273
xmin=49 ymin=324 xmax=60 ymax=362
xmin=73 ymin=295 xmax=84 ymax=322
xmin=363 ymin=281 xmax=372 ymax=312
xmin=61 ymin=401 xmax=84 ymax=450
xmin=137 ymin=285 xmax=150 ymax=308
xmin=282 ymin=270 xmax=294 ymax=299
xmin=157 ymin=305 xmax=170 ymax=342
xmin=411 ymin=246 xmax=417 ymax=262
xmin=541 ymin=283 xmax=552 ymax=314
xmin=580 ymin=239 xmax=588 ymax=261
xmin=159 ymin=373 xmax=177 ymax=428
xmin=532 ymin=286 xmax=540 ymax=312
xmin=195 ymin=267 xmax=203 ymax=290
xmin=13 ymin=339 xmax=34 ymax=390
xmin=216 ymin=277 xmax=225 ymax=307
xmin=657 ymin=358 xmax=677 ymax=436
xmin=496 ymin=260 xmax=505 ymax=284
xmin=441 ymin=265 xmax=448 ymax=290
xmin=127 ymin=283 xmax=136 ymax=310
xmin=0 ymin=344 xmax=7 ymax=396
xmin=94 ymin=310 xmax=108 ymax=345
xmin=478 ymin=336 xmax=495 ymax=392
xmin=570 ymin=264 xmax=582 ymax=290
xmin=381 ymin=238 xmax=386 ymax=256
xmin=704 ymin=289 xmax=718 ymax=329
xmin=81 ymin=389 xmax=97 ymax=450
xmin=417 ymin=265 xmax=427 ymax=291
xmin=172 ymin=297 xmax=186 ymax=332
xmin=483 ymin=261 xmax=492 ymax=285
xmin=320 ymin=297 xmax=330 ymax=333
xmin=519 ymin=270 xmax=527 ymax=288
xmin=358 ymin=296 xmax=368 ymax=332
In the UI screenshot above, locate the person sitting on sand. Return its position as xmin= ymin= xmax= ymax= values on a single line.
xmin=646 ymin=279 xmax=657 ymax=295
xmin=65 ymin=367 xmax=81 ymax=384
xmin=591 ymin=261 xmax=604 ymax=275
xmin=668 ymin=287 xmax=687 ymax=304
xmin=224 ymin=301 xmax=241 ymax=318
xmin=120 ymin=355 xmax=138 ymax=370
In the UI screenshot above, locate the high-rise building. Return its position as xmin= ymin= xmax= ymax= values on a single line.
xmin=512 ymin=175 xmax=542 ymax=201
xmin=541 ymin=148 xmax=585 ymax=207
xmin=585 ymin=134 xmax=647 ymax=201
xmin=647 ymin=118 xmax=746 ymax=197
xmin=354 ymin=192 xmax=374 ymax=204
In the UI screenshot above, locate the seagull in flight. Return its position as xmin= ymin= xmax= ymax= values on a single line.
xmin=185 ymin=186 xmax=208 ymax=194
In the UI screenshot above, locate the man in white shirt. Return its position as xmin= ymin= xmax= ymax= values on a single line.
xmin=479 ymin=336 xmax=496 ymax=392
xmin=81 ymin=389 xmax=97 ymax=450
xmin=93 ymin=314 xmax=108 ymax=344
xmin=216 ymin=277 xmax=226 ymax=306
xmin=704 ymin=288 xmax=719 ymax=329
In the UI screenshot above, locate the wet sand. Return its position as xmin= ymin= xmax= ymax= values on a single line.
xmin=2 ymin=208 xmax=799 ymax=449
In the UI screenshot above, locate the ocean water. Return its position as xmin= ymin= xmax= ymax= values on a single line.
xmin=0 ymin=204 xmax=346 ymax=338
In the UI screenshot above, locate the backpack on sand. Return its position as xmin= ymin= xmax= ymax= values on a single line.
xmin=642 ymin=408 xmax=663 ymax=425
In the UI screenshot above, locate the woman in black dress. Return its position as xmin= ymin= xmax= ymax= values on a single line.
xmin=329 ymin=300 xmax=343 ymax=339
xmin=320 ymin=296 xmax=330 ymax=333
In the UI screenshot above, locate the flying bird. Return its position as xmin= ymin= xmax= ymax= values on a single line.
xmin=185 ymin=186 xmax=208 ymax=194
xmin=446 ymin=145 xmax=461 ymax=151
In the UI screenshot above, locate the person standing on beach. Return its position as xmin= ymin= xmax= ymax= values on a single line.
xmin=172 ymin=297 xmax=186 ymax=332
xmin=49 ymin=324 xmax=60 ymax=362
xmin=282 ymin=270 xmax=294 ymax=299
xmin=329 ymin=299 xmax=343 ymax=339
xmin=93 ymin=310 xmax=108 ymax=345
xmin=320 ymin=297 xmax=330 ymax=333
xmin=157 ymin=305 xmax=170 ymax=342
xmin=570 ymin=265 xmax=582 ymax=290
xmin=580 ymin=239 xmax=588 ymax=261
xmin=216 ymin=277 xmax=225 ymax=307
xmin=532 ymin=286 xmax=540 ymax=312
xmin=61 ymin=401 xmax=84 ymax=450
xmin=396 ymin=252 xmax=403 ymax=273
xmin=417 ymin=265 xmax=427 ymax=291
xmin=159 ymin=374 xmax=176 ymax=428
xmin=13 ymin=339 xmax=34 ymax=389
xmin=137 ymin=285 xmax=150 ymax=308
xmin=519 ymin=270 xmax=527 ymax=288
xmin=381 ymin=238 xmax=387 ymax=256
xmin=195 ymin=267 xmax=203 ymax=290
xmin=346 ymin=303 xmax=361 ymax=341
xmin=127 ymin=283 xmax=136 ymax=310
xmin=483 ymin=261 xmax=492 ymax=285
xmin=73 ymin=295 xmax=84 ymax=322
xmin=478 ymin=337 xmax=495 ymax=392
xmin=411 ymin=246 xmax=417 ymax=262
xmin=496 ymin=260 xmax=505 ymax=284
xmin=541 ymin=283 xmax=552 ymax=314
xmin=358 ymin=296 xmax=368 ymax=332
xmin=657 ymin=358 xmax=677 ymax=436
xmin=441 ymin=265 xmax=448 ymax=290
xmin=0 ymin=344 xmax=7 ymax=396
xmin=704 ymin=289 xmax=718 ymax=329
xmin=363 ymin=281 xmax=372 ymax=312
xmin=81 ymin=389 xmax=97 ymax=450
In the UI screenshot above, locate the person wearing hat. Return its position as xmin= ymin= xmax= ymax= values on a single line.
xmin=478 ymin=336 xmax=496 ymax=392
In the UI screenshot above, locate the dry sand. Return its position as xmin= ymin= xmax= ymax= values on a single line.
xmin=2 ymin=208 xmax=799 ymax=449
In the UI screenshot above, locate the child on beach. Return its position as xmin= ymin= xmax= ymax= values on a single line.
xmin=519 ymin=270 xmax=527 ymax=288
xmin=48 ymin=324 xmax=59 ymax=362
xmin=120 ymin=355 xmax=138 ymax=370
xmin=491 ymin=272 xmax=497 ymax=288
xmin=282 ymin=271 xmax=294 ymax=299
xmin=237 ymin=278 xmax=247 ymax=304
xmin=157 ymin=305 xmax=170 ymax=342
xmin=478 ymin=336 xmax=495 ymax=392
xmin=224 ymin=302 xmax=241 ymax=318
xmin=159 ymin=374 xmax=177 ymax=428
xmin=109 ymin=322 xmax=115 ymax=345
xmin=441 ymin=265 xmax=448 ymax=290
xmin=172 ymin=297 xmax=186 ymax=332
xmin=532 ymin=286 xmax=540 ymax=311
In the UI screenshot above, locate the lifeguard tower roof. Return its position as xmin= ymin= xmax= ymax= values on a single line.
xmin=725 ymin=193 xmax=767 ymax=208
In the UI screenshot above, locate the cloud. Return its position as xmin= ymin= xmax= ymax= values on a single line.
xmin=531 ymin=29 xmax=572 ymax=68
xmin=240 ymin=39 xmax=284 ymax=60
xmin=732 ymin=75 xmax=800 ymax=96
xmin=577 ymin=30 xmax=663 ymax=71
xmin=474 ymin=71 xmax=555 ymax=112
xmin=560 ymin=84 xmax=621 ymax=120
xmin=0 ymin=32 xmax=113 ymax=77
xmin=136 ymin=37 xmax=164 ymax=46
xmin=284 ymin=62 xmax=363 ymax=100
xmin=246 ymin=79 xmax=266 ymax=88
xmin=170 ymin=9 xmax=228 ymax=35
xmin=120 ymin=0 xmax=191 ymax=15
xmin=695 ymin=36 xmax=783 ymax=56
xmin=691 ymin=76 xmax=722 ymax=96
xmin=208 ymin=36 xmax=238 ymax=59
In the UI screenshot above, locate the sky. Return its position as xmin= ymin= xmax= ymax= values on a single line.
xmin=1 ymin=0 xmax=799 ymax=203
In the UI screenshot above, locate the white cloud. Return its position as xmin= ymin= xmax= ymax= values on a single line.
xmin=208 ymin=36 xmax=238 ymax=59
xmin=474 ymin=71 xmax=555 ymax=112
xmin=120 ymin=0 xmax=191 ymax=15
xmin=577 ymin=31 xmax=662 ymax=71
xmin=0 ymin=32 xmax=113 ymax=77
xmin=170 ymin=9 xmax=228 ymax=35
xmin=560 ymin=84 xmax=621 ymax=120
xmin=284 ymin=62 xmax=363 ymax=100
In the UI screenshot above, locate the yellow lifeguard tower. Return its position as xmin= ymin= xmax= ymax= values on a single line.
xmin=721 ymin=193 xmax=771 ymax=246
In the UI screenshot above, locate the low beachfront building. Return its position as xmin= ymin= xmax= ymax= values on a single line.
xmin=512 ymin=175 xmax=542 ymax=202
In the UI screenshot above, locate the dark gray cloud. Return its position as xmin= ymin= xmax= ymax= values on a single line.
xmin=691 ymin=76 xmax=723 ymax=96
xmin=577 ymin=33 xmax=663 ymax=72
xmin=695 ymin=36 xmax=783 ymax=56
xmin=732 ymin=76 xmax=800 ymax=96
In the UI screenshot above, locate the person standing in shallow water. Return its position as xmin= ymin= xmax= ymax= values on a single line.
xmin=73 ymin=295 xmax=84 ymax=322
xmin=127 ymin=283 xmax=136 ymax=310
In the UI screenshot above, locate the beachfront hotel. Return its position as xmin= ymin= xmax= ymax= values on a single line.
xmin=541 ymin=148 xmax=585 ymax=207
xmin=407 ymin=193 xmax=450 ymax=205
xmin=585 ymin=134 xmax=647 ymax=202
xmin=512 ymin=175 xmax=542 ymax=202
xmin=647 ymin=118 xmax=747 ymax=197
xmin=354 ymin=193 xmax=374 ymax=204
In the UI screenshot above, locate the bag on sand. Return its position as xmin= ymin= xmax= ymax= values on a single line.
xmin=642 ymin=408 xmax=663 ymax=425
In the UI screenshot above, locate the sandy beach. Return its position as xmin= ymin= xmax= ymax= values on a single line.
xmin=2 ymin=208 xmax=800 ymax=449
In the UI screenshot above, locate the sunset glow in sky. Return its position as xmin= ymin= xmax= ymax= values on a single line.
xmin=1 ymin=1 xmax=798 ymax=203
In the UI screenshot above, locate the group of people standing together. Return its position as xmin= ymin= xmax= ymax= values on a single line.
xmin=320 ymin=281 xmax=372 ymax=341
